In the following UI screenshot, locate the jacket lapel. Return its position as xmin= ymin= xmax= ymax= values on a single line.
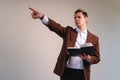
xmin=86 ymin=31 xmax=92 ymax=43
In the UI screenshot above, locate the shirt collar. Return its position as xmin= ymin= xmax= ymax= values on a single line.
xmin=76 ymin=27 xmax=87 ymax=34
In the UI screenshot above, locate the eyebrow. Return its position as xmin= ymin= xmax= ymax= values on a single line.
xmin=74 ymin=16 xmax=81 ymax=19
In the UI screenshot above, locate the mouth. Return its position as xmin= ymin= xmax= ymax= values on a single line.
xmin=75 ymin=22 xmax=80 ymax=25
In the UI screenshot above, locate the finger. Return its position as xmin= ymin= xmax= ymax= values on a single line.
xmin=29 ymin=7 xmax=36 ymax=12
xmin=79 ymin=53 xmax=84 ymax=57
xmin=79 ymin=54 xmax=83 ymax=57
xmin=31 ymin=13 xmax=35 ymax=16
xmin=31 ymin=13 xmax=37 ymax=19
xmin=82 ymin=53 xmax=87 ymax=56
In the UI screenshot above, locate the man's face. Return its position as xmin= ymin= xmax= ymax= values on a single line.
xmin=74 ymin=12 xmax=88 ymax=28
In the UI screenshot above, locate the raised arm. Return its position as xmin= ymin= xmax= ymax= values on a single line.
xmin=29 ymin=7 xmax=67 ymax=38
xmin=29 ymin=7 xmax=44 ymax=19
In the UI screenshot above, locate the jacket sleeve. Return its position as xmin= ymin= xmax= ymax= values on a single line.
xmin=43 ymin=18 xmax=67 ymax=38
xmin=90 ymin=37 xmax=100 ymax=64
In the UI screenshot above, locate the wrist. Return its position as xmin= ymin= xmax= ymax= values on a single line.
xmin=40 ymin=15 xmax=44 ymax=20
xmin=87 ymin=56 xmax=91 ymax=62
xmin=87 ymin=59 xmax=90 ymax=62
xmin=41 ymin=15 xmax=49 ymax=25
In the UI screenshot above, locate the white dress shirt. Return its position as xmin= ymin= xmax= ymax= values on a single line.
xmin=67 ymin=28 xmax=88 ymax=69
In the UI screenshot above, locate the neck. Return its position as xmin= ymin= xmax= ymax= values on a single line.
xmin=78 ymin=25 xmax=87 ymax=31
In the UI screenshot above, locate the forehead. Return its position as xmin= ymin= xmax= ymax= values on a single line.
xmin=74 ymin=12 xmax=84 ymax=16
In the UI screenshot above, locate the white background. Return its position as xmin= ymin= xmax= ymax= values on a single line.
xmin=0 ymin=0 xmax=120 ymax=80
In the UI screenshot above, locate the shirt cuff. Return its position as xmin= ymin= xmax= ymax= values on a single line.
xmin=40 ymin=15 xmax=49 ymax=25
xmin=87 ymin=59 xmax=90 ymax=62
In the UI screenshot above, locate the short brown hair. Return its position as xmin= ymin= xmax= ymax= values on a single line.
xmin=74 ymin=9 xmax=88 ymax=17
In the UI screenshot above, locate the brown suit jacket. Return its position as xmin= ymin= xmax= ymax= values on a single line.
xmin=44 ymin=18 xmax=100 ymax=80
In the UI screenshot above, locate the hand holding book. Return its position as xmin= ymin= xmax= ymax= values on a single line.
xmin=79 ymin=53 xmax=91 ymax=62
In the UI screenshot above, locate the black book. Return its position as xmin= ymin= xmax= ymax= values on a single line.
xmin=67 ymin=43 xmax=97 ymax=56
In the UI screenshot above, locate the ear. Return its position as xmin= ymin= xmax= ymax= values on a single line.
xmin=85 ymin=17 xmax=88 ymax=23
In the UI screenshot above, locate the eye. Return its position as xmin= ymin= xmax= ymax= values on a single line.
xmin=74 ymin=16 xmax=81 ymax=19
xmin=74 ymin=17 xmax=76 ymax=19
xmin=77 ymin=16 xmax=81 ymax=18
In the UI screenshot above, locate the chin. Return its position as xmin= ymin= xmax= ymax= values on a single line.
xmin=76 ymin=24 xmax=81 ymax=27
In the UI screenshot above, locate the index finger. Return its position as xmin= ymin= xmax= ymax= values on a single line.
xmin=29 ymin=7 xmax=36 ymax=12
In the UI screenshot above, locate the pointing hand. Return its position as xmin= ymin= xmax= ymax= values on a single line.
xmin=29 ymin=7 xmax=44 ymax=19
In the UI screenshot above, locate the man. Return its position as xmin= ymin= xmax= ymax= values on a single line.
xmin=29 ymin=7 xmax=100 ymax=80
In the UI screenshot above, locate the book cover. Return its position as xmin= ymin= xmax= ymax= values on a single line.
xmin=67 ymin=43 xmax=97 ymax=56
